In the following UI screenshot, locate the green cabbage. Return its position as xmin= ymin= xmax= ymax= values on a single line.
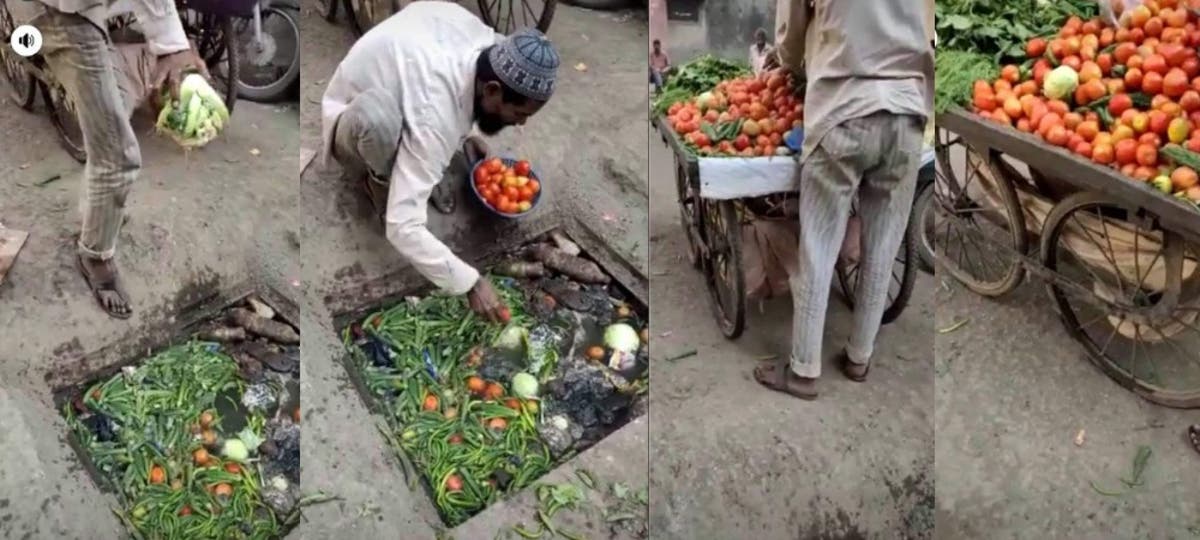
xmin=511 ymin=372 xmax=539 ymax=398
xmin=603 ymin=323 xmax=640 ymax=353
xmin=1043 ymin=66 xmax=1079 ymax=100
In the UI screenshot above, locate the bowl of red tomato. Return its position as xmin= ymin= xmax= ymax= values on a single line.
xmin=470 ymin=157 xmax=543 ymax=218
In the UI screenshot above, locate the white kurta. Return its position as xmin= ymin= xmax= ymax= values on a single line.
xmin=321 ymin=3 xmax=502 ymax=295
xmin=35 ymin=0 xmax=189 ymax=55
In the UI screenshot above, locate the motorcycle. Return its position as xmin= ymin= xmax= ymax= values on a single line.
xmin=232 ymin=0 xmax=300 ymax=102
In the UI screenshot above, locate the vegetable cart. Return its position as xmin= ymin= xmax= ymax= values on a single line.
xmin=931 ymin=107 xmax=1200 ymax=408
xmin=655 ymin=116 xmax=936 ymax=339
xmin=0 ymin=0 xmax=244 ymax=162
xmin=318 ymin=0 xmax=556 ymax=37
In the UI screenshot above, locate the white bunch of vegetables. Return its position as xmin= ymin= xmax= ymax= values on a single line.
xmin=156 ymin=73 xmax=229 ymax=148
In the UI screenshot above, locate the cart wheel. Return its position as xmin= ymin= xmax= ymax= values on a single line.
xmin=913 ymin=176 xmax=935 ymax=274
xmin=0 ymin=4 xmax=35 ymax=111
xmin=43 ymin=82 xmax=87 ymax=164
xmin=931 ymin=143 xmax=1028 ymax=296
xmin=674 ymin=156 xmax=700 ymax=268
xmin=837 ymin=199 xmax=917 ymax=325
xmin=699 ymin=198 xmax=745 ymax=339
xmin=318 ymin=0 xmax=340 ymax=21
xmin=1041 ymin=192 xmax=1200 ymax=409
xmin=477 ymin=0 xmax=556 ymax=34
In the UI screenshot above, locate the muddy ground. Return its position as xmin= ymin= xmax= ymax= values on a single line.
xmin=935 ymin=278 xmax=1200 ymax=539
xmin=296 ymin=1 xmax=649 ymax=538
xmin=646 ymin=138 xmax=937 ymax=539
xmin=0 ymin=90 xmax=299 ymax=538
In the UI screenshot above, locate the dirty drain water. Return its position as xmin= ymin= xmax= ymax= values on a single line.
xmin=59 ymin=294 xmax=301 ymax=539
xmin=339 ymin=232 xmax=649 ymax=527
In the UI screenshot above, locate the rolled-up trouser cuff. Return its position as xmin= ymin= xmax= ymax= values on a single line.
xmin=78 ymin=239 xmax=116 ymax=261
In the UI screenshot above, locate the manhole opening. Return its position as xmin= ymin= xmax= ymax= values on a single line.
xmin=54 ymin=286 xmax=302 ymax=539
xmin=333 ymin=228 xmax=649 ymax=527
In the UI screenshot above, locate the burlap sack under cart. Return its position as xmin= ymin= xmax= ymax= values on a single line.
xmin=970 ymin=155 xmax=1199 ymax=341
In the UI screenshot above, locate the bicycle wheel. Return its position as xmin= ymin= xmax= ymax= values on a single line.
xmin=43 ymin=82 xmax=86 ymax=163
xmin=1041 ymin=192 xmax=1200 ymax=409
xmin=932 ymin=140 xmax=1028 ymax=296
xmin=0 ymin=3 xmax=35 ymax=110
xmin=699 ymin=198 xmax=745 ymax=339
xmin=913 ymin=171 xmax=935 ymax=274
xmin=836 ymin=199 xmax=917 ymax=325
xmin=477 ymin=0 xmax=556 ymax=34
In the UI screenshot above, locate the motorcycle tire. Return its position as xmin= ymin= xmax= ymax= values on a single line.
xmin=234 ymin=6 xmax=300 ymax=103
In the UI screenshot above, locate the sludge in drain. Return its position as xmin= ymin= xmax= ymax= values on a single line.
xmin=60 ymin=295 xmax=301 ymax=539
xmin=340 ymin=233 xmax=649 ymax=526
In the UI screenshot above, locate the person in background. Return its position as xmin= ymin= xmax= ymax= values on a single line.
xmin=650 ymin=39 xmax=670 ymax=94
xmin=753 ymin=0 xmax=933 ymax=399
xmin=321 ymin=2 xmax=559 ymax=322
xmin=749 ymin=28 xmax=770 ymax=74
xmin=32 ymin=0 xmax=208 ymax=319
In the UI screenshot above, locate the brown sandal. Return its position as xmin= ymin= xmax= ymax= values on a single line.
xmin=839 ymin=353 xmax=870 ymax=382
xmin=76 ymin=253 xmax=132 ymax=320
xmin=753 ymin=360 xmax=818 ymax=400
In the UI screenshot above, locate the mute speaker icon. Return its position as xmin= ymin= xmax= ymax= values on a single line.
xmin=10 ymin=25 xmax=41 ymax=57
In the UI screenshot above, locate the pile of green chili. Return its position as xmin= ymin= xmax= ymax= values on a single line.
xmin=344 ymin=279 xmax=555 ymax=526
xmin=63 ymin=342 xmax=282 ymax=539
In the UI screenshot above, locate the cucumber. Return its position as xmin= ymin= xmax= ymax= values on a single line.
xmin=184 ymin=94 xmax=203 ymax=136
xmin=1161 ymin=144 xmax=1200 ymax=170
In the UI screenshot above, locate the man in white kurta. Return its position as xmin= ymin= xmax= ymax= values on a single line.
xmin=29 ymin=0 xmax=206 ymax=318
xmin=755 ymin=0 xmax=933 ymax=399
xmin=321 ymin=2 xmax=560 ymax=321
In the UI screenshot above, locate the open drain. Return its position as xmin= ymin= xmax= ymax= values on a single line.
xmin=56 ymin=288 xmax=301 ymax=539
xmin=336 ymin=229 xmax=649 ymax=527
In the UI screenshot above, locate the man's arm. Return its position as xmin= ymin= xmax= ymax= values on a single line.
xmin=775 ymin=0 xmax=811 ymax=73
xmin=384 ymin=118 xmax=481 ymax=296
xmin=128 ymin=0 xmax=190 ymax=55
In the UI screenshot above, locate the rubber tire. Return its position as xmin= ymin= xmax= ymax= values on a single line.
xmin=702 ymin=199 xmax=746 ymax=340
xmin=43 ymin=83 xmax=86 ymax=164
xmin=837 ymin=200 xmax=918 ymax=326
xmin=913 ymin=172 xmax=935 ymax=274
xmin=234 ymin=7 xmax=300 ymax=103
xmin=1039 ymin=191 xmax=1200 ymax=409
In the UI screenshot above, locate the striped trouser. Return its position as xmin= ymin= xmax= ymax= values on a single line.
xmin=34 ymin=8 xmax=142 ymax=260
xmin=331 ymin=88 xmax=403 ymax=189
xmin=790 ymin=112 xmax=923 ymax=378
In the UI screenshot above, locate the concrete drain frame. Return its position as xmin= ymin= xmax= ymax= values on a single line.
xmin=52 ymin=282 xmax=302 ymax=540
xmin=329 ymin=214 xmax=649 ymax=530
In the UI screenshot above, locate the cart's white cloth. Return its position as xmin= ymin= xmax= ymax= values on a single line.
xmin=697 ymin=147 xmax=935 ymax=200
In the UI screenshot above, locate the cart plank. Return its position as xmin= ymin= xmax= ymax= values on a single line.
xmin=939 ymin=108 xmax=1200 ymax=238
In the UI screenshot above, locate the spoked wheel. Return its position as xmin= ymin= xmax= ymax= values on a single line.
xmin=233 ymin=7 xmax=300 ymax=102
xmin=181 ymin=11 xmax=239 ymax=113
xmin=477 ymin=0 xmax=556 ymax=34
xmin=43 ymin=82 xmax=87 ymax=163
xmin=698 ymin=198 xmax=746 ymax=339
xmin=1041 ymin=192 xmax=1200 ymax=409
xmin=836 ymin=196 xmax=918 ymax=325
xmin=0 ymin=3 xmax=35 ymax=110
xmin=675 ymin=156 xmax=701 ymax=268
xmin=345 ymin=0 xmax=398 ymax=37
xmin=931 ymin=137 xmax=1028 ymax=296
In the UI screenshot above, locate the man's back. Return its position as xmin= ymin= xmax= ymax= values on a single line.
xmin=320 ymin=2 xmax=498 ymax=165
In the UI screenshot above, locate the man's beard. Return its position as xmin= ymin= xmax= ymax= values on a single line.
xmin=474 ymin=95 xmax=509 ymax=136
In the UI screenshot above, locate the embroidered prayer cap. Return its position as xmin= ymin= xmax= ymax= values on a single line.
xmin=488 ymin=28 xmax=560 ymax=101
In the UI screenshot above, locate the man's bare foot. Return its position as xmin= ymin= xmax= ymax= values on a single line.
xmin=76 ymin=253 xmax=132 ymax=319
xmin=753 ymin=360 xmax=818 ymax=400
xmin=1188 ymin=424 xmax=1199 ymax=456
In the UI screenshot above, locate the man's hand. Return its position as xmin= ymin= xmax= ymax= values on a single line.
xmin=467 ymin=278 xmax=510 ymax=323
xmin=463 ymin=135 xmax=490 ymax=165
xmin=154 ymin=48 xmax=211 ymax=101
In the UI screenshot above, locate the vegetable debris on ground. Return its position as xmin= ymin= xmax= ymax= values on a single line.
xmin=63 ymin=296 xmax=301 ymax=539
xmin=344 ymin=235 xmax=649 ymax=526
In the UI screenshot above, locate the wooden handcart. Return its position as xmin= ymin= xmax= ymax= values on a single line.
xmin=930 ymin=107 xmax=1200 ymax=408
xmin=655 ymin=116 xmax=935 ymax=340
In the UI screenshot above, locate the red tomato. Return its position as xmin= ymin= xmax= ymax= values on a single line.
xmin=519 ymin=186 xmax=533 ymax=201
xmin=529 ymin=179 xmax=541 ymax=193
xmin=514 ymin=160 xmax=532 ymax=176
